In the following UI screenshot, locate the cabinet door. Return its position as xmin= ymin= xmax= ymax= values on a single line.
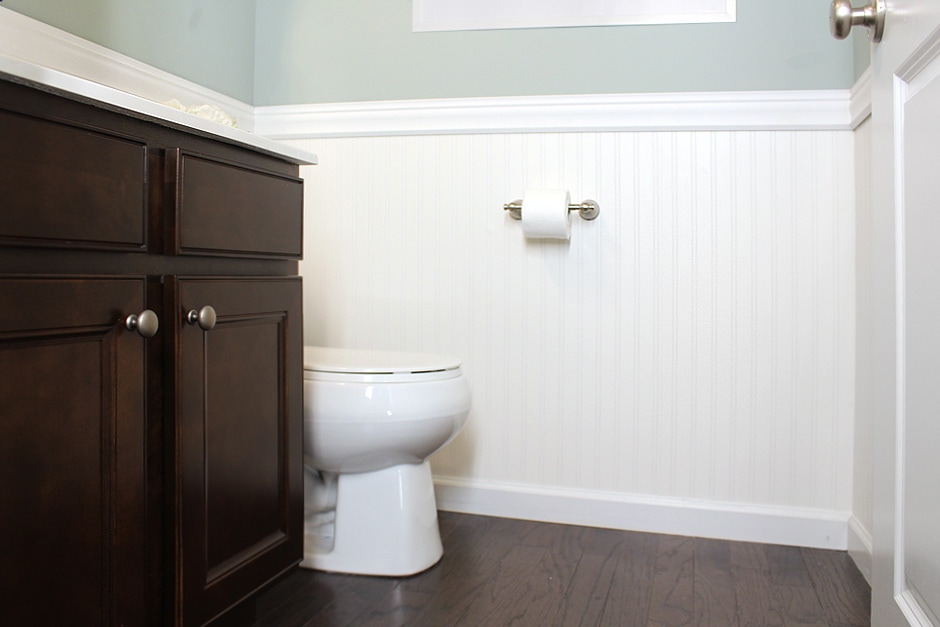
xmin=0 ymin=277 xmax=148 ymax=625
xmin=171 ymin=277 xmax=303 ymax=626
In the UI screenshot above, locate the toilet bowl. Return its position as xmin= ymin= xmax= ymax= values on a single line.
xmin=300 ymin=346 xmax=471 ymax=576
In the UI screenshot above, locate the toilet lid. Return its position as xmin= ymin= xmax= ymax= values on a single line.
xmin=303 ymin=346 xmax=461 ymax=375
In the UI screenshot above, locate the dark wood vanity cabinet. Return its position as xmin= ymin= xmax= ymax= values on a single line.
xmin=0 ymin=78 xmax=307 ymax=625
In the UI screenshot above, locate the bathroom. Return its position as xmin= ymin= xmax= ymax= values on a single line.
xmin=0 ymin=0 xmax=927 ymax=623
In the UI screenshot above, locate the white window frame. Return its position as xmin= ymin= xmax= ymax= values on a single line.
xmin=413 ymin=0 xmax=736 ymax=32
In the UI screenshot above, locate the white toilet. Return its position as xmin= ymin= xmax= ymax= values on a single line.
xmin=300 ymin=345 xmax=471 ymax=576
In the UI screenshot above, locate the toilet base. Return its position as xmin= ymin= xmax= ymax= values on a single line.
xmin=300 ymin=460 xmax=443 ymax=576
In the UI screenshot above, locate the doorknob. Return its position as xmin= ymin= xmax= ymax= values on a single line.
xmin=186 ymin=305 xmax=217 ymax=331
xmin=830 ymin=0 xmax=885 ymax=42
xmin=125 ymin=310 xmax=159 ymax=337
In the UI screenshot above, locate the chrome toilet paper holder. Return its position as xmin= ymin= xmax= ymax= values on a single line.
xmin=503 ymin=198 xmax=600 ymax=221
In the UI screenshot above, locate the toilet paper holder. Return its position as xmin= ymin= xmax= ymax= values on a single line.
xmin=503 ymin=198 xmax=600 ymax=221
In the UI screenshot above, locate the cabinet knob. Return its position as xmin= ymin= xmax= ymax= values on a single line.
xmin=186 ymin=305 xmax=217 ymax=331
xmin=125 ymin=309 xmax=159 ymax=338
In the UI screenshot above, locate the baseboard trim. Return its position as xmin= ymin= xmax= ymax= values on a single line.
xmin=434 ymin=476 xmax=849 ymax=550
xmin=847 ymin=515 xmax=873 ymax=584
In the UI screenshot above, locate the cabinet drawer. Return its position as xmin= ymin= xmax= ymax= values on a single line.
xmin=0 ymin=110 xmax=147 ymax=251
xmin=171 ymin=150 xmax=304 ymax=259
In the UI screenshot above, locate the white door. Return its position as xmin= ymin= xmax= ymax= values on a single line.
xmin=870 ymin=0 xmax=940 ymax=624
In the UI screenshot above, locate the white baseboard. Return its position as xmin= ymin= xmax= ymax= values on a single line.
xmin=847 ymin=515 xmax=873 ymax=584
xmin=434 ymin=476 xmax=850 ymax=550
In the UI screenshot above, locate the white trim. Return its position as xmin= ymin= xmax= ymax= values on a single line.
xmin=434 ymin=477 xmax=849 ymax=550
xmin=255 ymin=90 xmax=853 ymax=139
xmin=848 ymin=515 xmax=874 ymax=584
xmin=851 ymin=67 xmax=873 ymax=128
xmin=413 ymin=0 xmax=735 ymax=32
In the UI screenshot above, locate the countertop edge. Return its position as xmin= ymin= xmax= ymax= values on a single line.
xmin=0 ymin=55 xmax=318 ymax=166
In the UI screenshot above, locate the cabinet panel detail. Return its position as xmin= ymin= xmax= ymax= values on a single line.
xmin=174 ymin=277 xmax=303 ymax=626
xmin=172 ymin=151 xmax=303 ymax=259
xmin=0 ymin=110 xmax=147 ymax=250
xmin=0 ymin=278 xmax=147 ymax=625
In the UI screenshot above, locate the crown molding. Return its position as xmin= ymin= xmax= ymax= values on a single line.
xmin=255 ymin=89 xmax=855 ymax=139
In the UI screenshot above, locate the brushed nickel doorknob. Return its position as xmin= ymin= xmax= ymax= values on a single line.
xmin=830 ymin=0 xmax=885 ymax=42
xmin=186 ymin=305 xmax=217 ymax=331
xmin=125 ymin=309 xmax=159 ymax=338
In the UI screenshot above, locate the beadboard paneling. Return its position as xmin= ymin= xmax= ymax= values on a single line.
xmin=291 ymin=128 xmax=855 ymax=532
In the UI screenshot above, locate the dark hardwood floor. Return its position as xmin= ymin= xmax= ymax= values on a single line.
xmin=242 ymin=512 xmax=871 ymax=626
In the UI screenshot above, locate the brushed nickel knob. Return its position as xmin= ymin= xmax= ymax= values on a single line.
xmin=125 ymin=309 xmax=159 ymax=338
xmin=186 ymin=305 xmax=217 ymax=331
xmin=830 ymin=0 xmax=885 ymax=42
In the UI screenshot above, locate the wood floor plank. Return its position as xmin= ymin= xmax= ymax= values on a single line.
xmin=647 ymin=535 xmax=695 ymax=626
xmin=354 ymin=587 xmax=433 ymax=627
xmin=300 ymin=574 xmax=398 ymax=626
xmin=599 ymin=531 xmax=662 ymax=625
xmin=729 ymin=540 xmax=772 ymax=570
xmin=801 ymin=547 xmax=871 ymax=626
xmin=693 ymin=538 xmax=737 ymax=626
xmin=459 ymin=544 xmax=564 ymax=626
xmin=251 ymin=571 xmax=354 ymax=627
xmin=731 ymin=565 xmax=785 ymax=626
xmin=764 ymin=544 xmax=828 ymax=625
xmin=246 ymin=514 xmax=871 ymax=627
xmin=551 ymin=528 xmax=626 ymax=626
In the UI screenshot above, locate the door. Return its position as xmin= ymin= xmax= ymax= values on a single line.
xmin=169 ymin=277 xmax=303 ymax=626
xmin=870 ymin=1 xmax=940 ymax=624
xmin=0 ymin=277 xmax=148 ymax=625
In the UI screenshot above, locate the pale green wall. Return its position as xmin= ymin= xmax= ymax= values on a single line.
xmin=2 ymin=0 xmax=256 ymax=103
xmin=3 ymin=1 xmax=867 ymax=106
xmin=853 ymin=29 xmax=872 ymax=81
xmin=253 ymin=0 xmax=859 ymax=105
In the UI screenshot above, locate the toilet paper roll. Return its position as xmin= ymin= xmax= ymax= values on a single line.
xmin=521 ymin=189 xmax=571 ymax=240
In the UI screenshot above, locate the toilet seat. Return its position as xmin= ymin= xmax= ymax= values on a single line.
xmin=303 ymin=346 xmax=462 ymax=383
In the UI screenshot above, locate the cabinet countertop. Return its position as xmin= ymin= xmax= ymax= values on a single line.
xmin=0 ymin=54 xmax=317 ymax=166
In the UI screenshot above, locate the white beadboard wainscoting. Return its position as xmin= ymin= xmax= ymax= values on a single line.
xmin=1 ymin=0 xmax=872 ymax=570
xmin=287 ymin=120 xmax=857 ymax=550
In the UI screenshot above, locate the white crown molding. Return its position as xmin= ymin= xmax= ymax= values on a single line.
xmin=434 ymin=477 xmax=849 ymax=550
xmin=0 ymin=6 xmax=255 ymax=131
xmin=255 ymin=89 xmax=854 ymax=139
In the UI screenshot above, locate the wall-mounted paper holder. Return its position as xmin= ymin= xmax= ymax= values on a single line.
xmin=503 ymin=199 xmax=600 ymax=221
